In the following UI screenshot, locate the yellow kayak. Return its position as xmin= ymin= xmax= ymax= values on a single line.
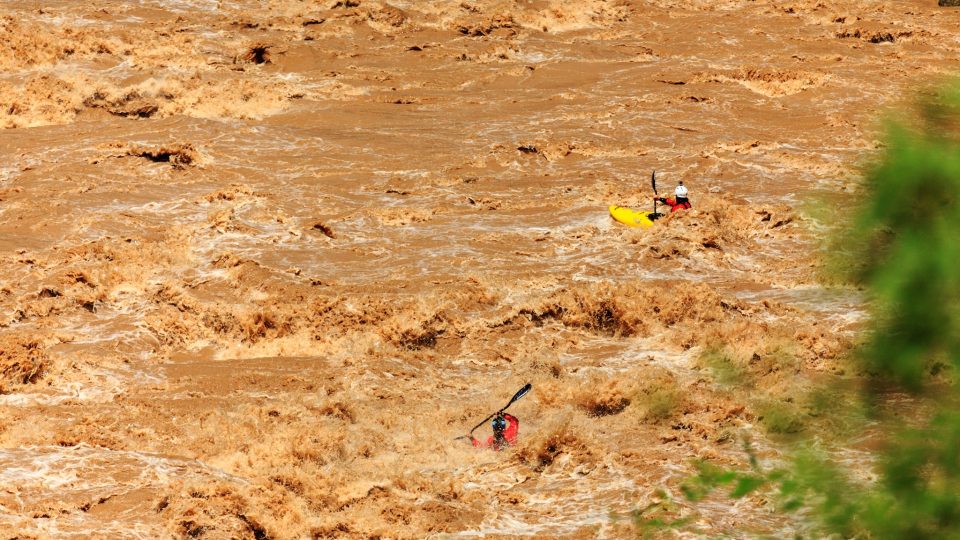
xmin=609 ymin=205 xmax=655 ymax=228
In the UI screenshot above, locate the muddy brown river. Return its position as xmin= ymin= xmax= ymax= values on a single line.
xmin=1 ymin=0 xmax=958 ymax=538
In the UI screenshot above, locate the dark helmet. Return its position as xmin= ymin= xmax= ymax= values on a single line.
xmin=492 ymin=415 xmax=507 ymax=432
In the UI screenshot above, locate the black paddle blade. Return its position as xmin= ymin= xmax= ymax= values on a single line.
xmin=505 ymin=383 xmax=532 ymax=409
xmin=651 ymin=170 xmax=659 ymax=215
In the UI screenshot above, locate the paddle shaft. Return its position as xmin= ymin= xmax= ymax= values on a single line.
xmin=651 ymin=170 xmax=659 ymax=215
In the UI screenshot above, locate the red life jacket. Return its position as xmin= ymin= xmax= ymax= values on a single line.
xmin=660 ymin=197 xmax=692 ymax=212
xmin=471 ymin=414 xmax=519 ymax=450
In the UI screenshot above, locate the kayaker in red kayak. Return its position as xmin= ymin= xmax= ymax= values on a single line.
xmin=455 ymin=383 xmax=530 ymax=450
xmin=470 ymin=412 xmax=519 ymax=451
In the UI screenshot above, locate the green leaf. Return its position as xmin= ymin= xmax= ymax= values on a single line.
xmin=730 ymin=475 xmax=766 ymax=498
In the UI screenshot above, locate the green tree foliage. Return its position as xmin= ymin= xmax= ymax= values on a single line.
xmin=679 ymin=80 xmax=960 ymax=538
xmin=854 ymin=84 xmax=960 ymax=390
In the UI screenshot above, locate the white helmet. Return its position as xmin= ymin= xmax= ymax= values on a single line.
xmin=675 ymin=183 xmax=688 ymax=198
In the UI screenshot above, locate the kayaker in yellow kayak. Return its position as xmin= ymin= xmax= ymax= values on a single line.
xmin=653 ymin=181 xmax=692 ymax=213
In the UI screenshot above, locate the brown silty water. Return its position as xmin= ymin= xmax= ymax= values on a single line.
xmin=1 ymin=0 xmax=957 ymax=537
